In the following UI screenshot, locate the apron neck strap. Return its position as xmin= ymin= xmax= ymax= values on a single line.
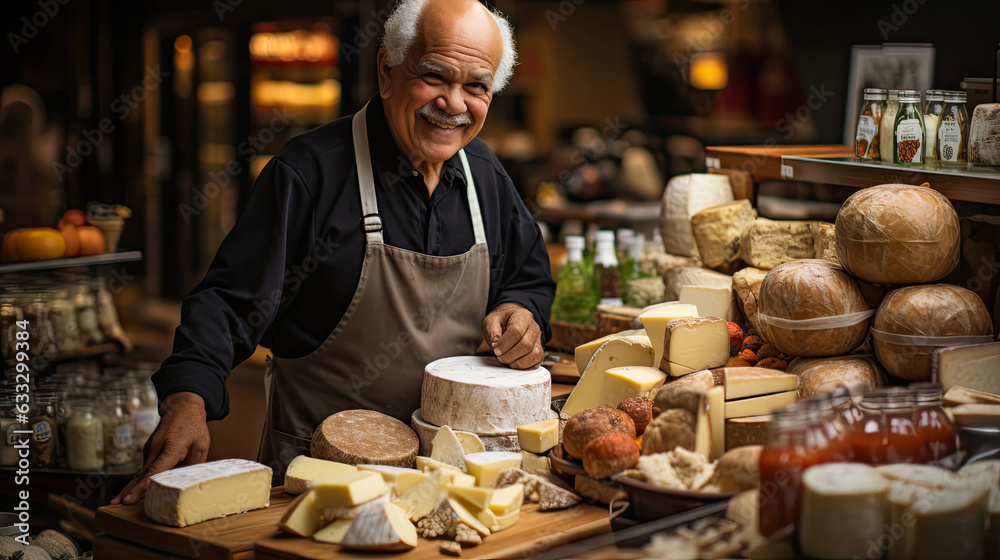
xmin=352 ymin=101 xmax=486 ymax=246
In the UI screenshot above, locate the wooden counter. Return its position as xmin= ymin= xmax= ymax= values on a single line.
xmin=96 ymin=486 xmax=610 ymax=560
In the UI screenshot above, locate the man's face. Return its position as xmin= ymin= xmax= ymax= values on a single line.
xmin=378 ymin=2 xmax=503 ymax=166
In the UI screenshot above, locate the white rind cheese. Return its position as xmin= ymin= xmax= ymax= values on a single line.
xmin=640 ymin=303 xmax=697 ymax=368
xmin=799 ymin=463 xmax=888 ymax=560
xmin=421 ymin=356 xmax=551 ymax=434
xmin=664 ymin=267 xmax=733 ymax=302
xmin=410 ymin=409 xmax=523 ymax=456
xmin=144 ymin=459 xmax=272 ymax=528
xmin=679 ymin=285 xmax=735 ymax=322
xmin=338 ymin=502 xmax=418 ymax=551
xmin=690 ymin=199 xmax=757 ymax=267
xmin=661 ymin=317 xmax=730 ymax=376
xmin=933 ymin=342 xmax=1000 ymax=394
xmin=659 ymin=173 xmax=734 ymax=257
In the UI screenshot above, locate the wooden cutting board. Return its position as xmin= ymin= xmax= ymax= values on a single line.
xmin=254 ymin=502 xmax=610 ymax=560
xmin=96 ymin=487 xmax=294 ymax=560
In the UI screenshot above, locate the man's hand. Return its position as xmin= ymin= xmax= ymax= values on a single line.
xmin=111 ymin=392 xmax=211 ymax=505
xmin=483 ymin=303 xmax=543 ymax=369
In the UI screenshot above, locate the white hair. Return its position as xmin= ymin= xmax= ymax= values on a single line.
xmin=381 ymin=0 xmax=518 ymax=93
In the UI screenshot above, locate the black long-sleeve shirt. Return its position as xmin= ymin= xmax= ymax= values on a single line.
xmin=153 ymin=95 xmax=556 ymax=420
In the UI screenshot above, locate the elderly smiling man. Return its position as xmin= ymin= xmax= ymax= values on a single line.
xmin=113 ymin=0 xmax=554 ymax=504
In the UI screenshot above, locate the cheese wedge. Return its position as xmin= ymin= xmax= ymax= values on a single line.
xmin=639 ymin=302 xmax=699 ymax=367
xmin=278 ymin=490 xmax=323 ymax=537
xmin=517 ymin=419 xmax=560 ymax=454
xmin=725 ymin=391 xmax=797 ymax=419
xmin=393 ymin=469 xmax=448 ymax=521
xmin=705 ymin=385 xmax=725 ymax=460
xmin=933 ymin=342 xmax=1000 ymax=394
xmin=799 ymin=463 xmax=888 ymax=560
xmin=447 ymin=485 xmax=494 ymax=509
xmin=574 ymin=329 xmax=644 ymax=375
xmin=312 ymin=471 xmax=389 ymax=508
xmin=950 ymin=404 xmax=1000 ymax=428
xmin=563 ymin=335 xmax=654 ymax=416
xmin=455 ymin=431 xmax=485 ymax=454
xmin=394 ymin=471 xmax=429 ymax=495
xmin=679 ymin=285 xmax=735 ymax=322
xmin=445 ymin=497 xmax=491 ymax=536
xmin=338 ymin=502 xmax=418 ymax=551
xmin=715 ymin=367 xmax=799 ymax=400
xmin=521 ymin=451 xmax=551 ymax=476
xmin=285 ymin=455 xmax=357 ymax=495
xmin=312 ymin=517 xmax=354 ymax=544
xmin=662 ymin=316 xmax=730 ymax=376
xmin=603 ymin=366 xmax=668 ymax=408
xmin=357 ymin=465 xmax=422 ymax=486
xmin=431 ymin=425 xmax=466 ymax=470
xmin=144 ymin=459 xmax=272 ymax=528
xmin=463 ymin=452 xmax=522 ymax=487
xmin=416 ymin=456 xmax=465 ymax=475
xmin=489 ymin=483 xmax=524 ymax=516
xmin=490 ymin=510 xmax=520 ymax=532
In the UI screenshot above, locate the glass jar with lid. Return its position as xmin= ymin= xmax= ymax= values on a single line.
xmin=936 ymin=91 xmax=970 ymax=164
xmin=0 ymin=394 xmax=18 ymax=466
xmin=856 ymin=88 xmax=886 ymax=161
xmin=72 ymin=284 xmax=104 ymax=347
xmin=893 ymin=90 xmax=925 ymax=165
xmin=758 ymin=406 xmax=836 ymax=541
xmin=66 ymin=399 xmax=104 ymax=471
xmin=909 ymin=382 xmax=956 ymax=463
xmin=850 ymin=388 xmax=925 ymax=465
xmin=0 ymin=287 xmax=24 ymax=361
xmin=880 ymin=90 xmax=901 ymax=162
xmin=28 ymin=393 xmax=59 ymax=467
xmin=923 ymin=90 xmax=945 ymax=161
xmin=126 ymin=371 xmax=160 ymax=450
xmin=47 ymin=288 xmax=81 ymax=354
xmin=101 ymin=389 xmax=134 ymax=465
xmin=805 ymin=396 xmax=854 ymax=461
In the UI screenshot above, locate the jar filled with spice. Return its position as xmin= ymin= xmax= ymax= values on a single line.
xmin=880 ymin=90 xmax=901 ymax=163
xmin=894 ymin=90 xmax=925 ymax=165
xmin=66 ymin=399 xmax=104 ymax=471
xmin=856 ymin=88 xmax=886 ymax=161
xmin=101 ymin=390 xmax=134 ymax=465
xmin=29 ymin=393 xmax=59 ymax=467
xmin=923 ymin=90 xmax=945 ymax=161
xmin=936 ymin=90 xmax=970 ymax=165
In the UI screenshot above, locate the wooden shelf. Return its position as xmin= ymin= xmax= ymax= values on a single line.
xmin=534 ymin=200 xmax=660 ymax=224
xmin=705 ymin=145 xmax=855 ymax=182
xmin=5 ymin=342 xmax=120 ymax=367
xmin=0 ymin=251 xmax=142 ymax=274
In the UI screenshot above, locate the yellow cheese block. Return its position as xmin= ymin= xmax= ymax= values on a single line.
xmin=521 ymin=450 xmax=551 ymax=476
xmin=284 ymin=455 xmax=357 ymax=495
xmin=394 ymin=471 xmax=429 ymax=495
xmin=574 ymin=329 xmax=644 ymax=375
xmin=604 ymin=366 xmax=668 ymax=407
xmin=312 ymin=517 xmax=354 ymax=544
xmin=639 ymin=302 xmax=699 ymax=367
xmin=489 ymin=483 xmax=524 ymax=516
xmin=725 ymin=391 xmax=797 ymax=419
xmin=278 ymin=490 xmax=323 ymax=537
xmin=705 ymin=385 xmax=725 ymax=460
xmin=517 ymin=419 xmax=560 ymax=454
xmin=563 ymin=335 xmax=654 ymax=417
xmin=463 ymin=452 xmax=522 ymax=487
xmin=357 ymin=464 xmax=422 ymax=485
xmin=715 ymin=367 xmax=799 ymax=400
xmin=416 ymin=456 xmax=465 ymax=475
xmin=447 ymin=485 xmax=495 ymax=509
xmin=312 ymin=471 xmax=389 ymax=508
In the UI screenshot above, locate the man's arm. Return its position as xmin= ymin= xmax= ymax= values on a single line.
xmin=113 ymin=159 xmax=316 ymax=504
xmin=482 ymin=172 xmax=556 ymax=369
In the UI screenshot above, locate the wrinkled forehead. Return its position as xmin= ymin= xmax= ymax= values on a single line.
xmin=411 ymin=0 xmax=503 ymax=73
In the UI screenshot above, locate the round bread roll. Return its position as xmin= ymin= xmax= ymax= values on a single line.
xmin=757 ymin=260 xmax=872 ymax=357
xmin=708 ymin=445 xmax=762 ymax=493
xmin=873 ymin=284 xmax=993 ymax=380
xmin=835 ymin=184 xmax=959 ymax=284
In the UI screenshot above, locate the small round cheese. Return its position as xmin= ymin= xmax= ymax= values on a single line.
xmin=786 ymin=355 xmax=885 ymax=399
xmin=757 ymin=260 xmax=871 ymax=357
xmin=835 ymin=184 xmax=960 ymax=284
xmin=311 ymin=410 xmax=419 ymax=468
xmin=421 ymin=356 xmax=551 ymax=434
xmin=873 ymin=284 xmax=993 ymax=380
xmin=799 ymin=463 xmax=889 ymax=560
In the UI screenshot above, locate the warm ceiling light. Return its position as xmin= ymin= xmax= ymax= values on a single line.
xmin=174 ymin=34 xmax=192 ymax=53
xmin=689 ymin=51 xmax=728 ymax=90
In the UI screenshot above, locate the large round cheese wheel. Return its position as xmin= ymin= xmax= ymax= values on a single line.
xmin=786 ymin=355 xmax=885 ymax=399
xmin=835 ymin=184 xmax=959 ymax=284
xmin=311 ymin=409 xmax=419 ymax=467
xmin=421 ymin=356 xmax=551 ymax=434
xmin=873 ymin=284 xmax=993 ymax=380
xmin=757 ymin=260 xmax=872 ymax=357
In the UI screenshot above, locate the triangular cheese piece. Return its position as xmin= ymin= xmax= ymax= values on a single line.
xmin=431 ymin=425 xmax=466 ymax=470
xmin=339 ymin=502 xmax=418 ymax=551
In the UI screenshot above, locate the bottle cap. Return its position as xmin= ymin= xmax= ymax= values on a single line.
xmin=864 ymin=88 xmax=887 ymax=100
xmin=925 ymin=89 xmax=945 ymax=101
xmin=595 ymin=230 xmax=615 ymax=244
xmin=565 ymin=236 xmax=585 ymax=251
xmin=944 ymin=90 xmax=967 ymax=103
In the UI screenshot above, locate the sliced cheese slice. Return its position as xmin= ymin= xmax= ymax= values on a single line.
xmin=357 ymin=464 xmax=422 ymax=486
xmin=416 ymin=456 xmax=464 ymax=476
xmin=799 ymin=463 xmax=888 ymax=560
xmin=679 ymin=285 xmax=735 ymax=322
xmin=312 ymin=471 xmax=389 ymax=508
xmin=521 ymin=451 xmax=551 ymax=476
xmin=662 ymin=317 xmax=730 ymax=376
xmin=446 ymin=497 xmax=491 ymax=536
xmin=705 ymin=386 xmax=725 ymax=461
xmin=339 ymin=502 xmax=418 ymax=551
xmin=285 ymin=455 xmax=357 ymax=495
xmin=639 ymin=302 xmax=698 ymax=368
xmin=463 ymin=452 xmax=522 ymax=487
xmin=516 ymin=419 xmax=560 ymax=454
xmin=455 ymin=431 xmax=485 ymax=455
xmin=278 ymin=490 xmax=323 ymax=537
xmin=312 ymin=517 xmax=354 ymax=544
xmin=563 ymin=335 xmax=654 ymax=417
xmin=430 ymin=425 xmax=466 ymax=471
xmin=715 ymin=367 xmax=799 ymax=400
xmin=574 ymin=329 xmax=644 ymax=375
xmin=394 ymin=471 xmax=429 ymax=496
xmin=603 ymin=366 xmax=668 ymax=408
xmin=447 ymin=485 xmax=494 ymax=509
xmin=951 ymin=404 xmax=1000 ymax=428
xmin=490 ymin=510 xmax=520 ymax=532
xmin=393 ymin=469 xmax=448 ymax=521
xmin=934 ymin=342 xmax=1000 ymax=394
xmin=489 ymin=483 xmax=524 ymax=516
xmin=725 ymin=391 xmax=797 ymax=419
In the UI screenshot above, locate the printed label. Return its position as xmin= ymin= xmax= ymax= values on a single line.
xmin=114 ymin=423 xmax=134 ymax=448
xmin=895 ymin=119 xmax=923 ymax=163
xmin=33 ymin=420 xmax=52 ymax=443
xmin=96 ymin=429 xmax=104 ymax=452
xmin=856 ymin=115 xmax=877 ymax=158
xmin=937 ymin=121 xmax=962 ymax=162
xmin=132 ymin=408 xmax=160 ymax=434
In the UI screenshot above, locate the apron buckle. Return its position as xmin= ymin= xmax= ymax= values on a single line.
xmin=363 ymin=214 xmax=383 ymax=233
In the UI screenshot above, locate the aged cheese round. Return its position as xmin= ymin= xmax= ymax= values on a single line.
xmin=311 ymin=410 xmax=419 ymax=468
xmin=873 ymin=284 xmax=993 ymax=381
xmin=421 ymin=356 xmax=551 ymax=434
xmin=835 ymin=184 xmax=960 ymax=283
xmin=799 ymin=463 xmax=889 ymax=560
xmin=757 ymin=260 xmax=872 ymax=357
xmin=786 ymin=354 xmax=885 ymax=399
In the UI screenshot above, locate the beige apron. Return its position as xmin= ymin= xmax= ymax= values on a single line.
xmin=257 ymin=102 xmax=490 ymax=478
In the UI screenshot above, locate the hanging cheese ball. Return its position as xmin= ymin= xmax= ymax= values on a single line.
xmin=835 ymin=184 xmax=960 ymax=284
xmin=873 ymin=284 xmax=993 ymax=381
xmin=757 ymin=260 xmax=872 ymax=357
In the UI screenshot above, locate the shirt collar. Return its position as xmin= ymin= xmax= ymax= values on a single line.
xmin=364 ymin=94 xmax=464 ymax=194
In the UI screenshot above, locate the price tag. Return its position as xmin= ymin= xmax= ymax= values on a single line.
xmin=780 ymin=164 xmax=794 ymax=178
xmin=705 ymin=157 xmax=721 ymax=169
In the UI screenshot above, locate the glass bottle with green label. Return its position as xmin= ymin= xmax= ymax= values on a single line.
xmin=551 ymin=236 xmax=597 ymax=325
xmin=936 ymin=91 xmax=969 ymax=165
xmin=894 ymin=90 xmax=925 ymax=165
xmin=593 ymin=230 xmax=623 ymax=307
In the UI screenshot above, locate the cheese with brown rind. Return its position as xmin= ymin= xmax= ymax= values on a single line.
xmin=724 ymin=391 xmax=796 ymax=419
xmin=810 ymin=222 xmax=838 ymax=264
xmin=311 ymin=410 xmax=420 ymax=468
xmin=758 ymin=260 xmax=872 ymax=357
xmin=714 ymin=367 xmax=798 ymax=400
xmin=650 ymin=369 xmax=717 ymax=412
xmin=725 ymin=416 xmax=771 ymax=450
xmin=835 ymin=184 xmax=960 ymax=284
xmin=786 ymin=355 xmax=885 ymax=399
xmin=661 ymin=317 xmax=731 ymax=376
xmin=873 ymin=285 xmax=993 ymax=381
xmin=739 ymin=218 xmax=815 ymax=270
xmin=690 ymin=199 xmax=757 ymax=267
xmin=732 ymin=267 xmax=768 ymax=335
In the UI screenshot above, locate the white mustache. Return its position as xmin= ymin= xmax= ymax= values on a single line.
xmin=416 ymin=103 xmax=473 ymax=127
